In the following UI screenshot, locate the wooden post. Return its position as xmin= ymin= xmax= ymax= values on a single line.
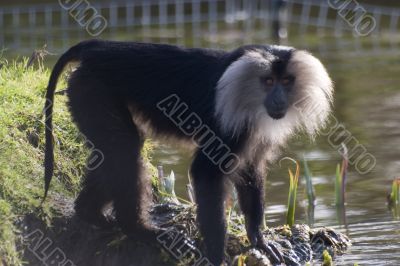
xmin=271 ymin=0 xmax=287 ymax=44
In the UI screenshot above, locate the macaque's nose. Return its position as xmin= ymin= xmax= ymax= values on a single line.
xmin=265 ymin=86 xmax=288 ymax=119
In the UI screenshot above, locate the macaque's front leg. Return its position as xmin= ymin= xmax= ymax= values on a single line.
xmin=191 ymin=152 xmax=227 ymax=265
xmin=234 ymin=166 xmax=284 ymax=264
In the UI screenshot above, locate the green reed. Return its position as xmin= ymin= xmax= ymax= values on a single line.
xmin=282 ymin=158 xmax=300 ymax=227
xmin=335 ymin=144 xmax=348 ymax=206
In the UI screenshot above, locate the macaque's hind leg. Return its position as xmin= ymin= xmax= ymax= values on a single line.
xmin=75 ymin=167 xmax=113 ymax=228
xmin=68 ymin=82 xmax=117 ymax=229
xmin=107 ymin=125 xmax=156 ymax=240
xmin=68 ymin=79 xmax=154 ymax=239
xmin=191 ymin=152 xmax=227 ymax=265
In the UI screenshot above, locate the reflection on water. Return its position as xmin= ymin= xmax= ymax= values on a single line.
xmin=151 ymin=53 xmax=400 ymax=265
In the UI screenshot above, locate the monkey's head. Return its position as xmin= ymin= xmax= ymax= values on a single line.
xmin=215 ymin=46 xmax=333 ymax=145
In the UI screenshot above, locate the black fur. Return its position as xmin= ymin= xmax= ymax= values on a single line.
xmin=43 ymin=40 xmax=292 ymax=265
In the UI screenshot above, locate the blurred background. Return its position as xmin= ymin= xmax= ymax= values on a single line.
xmin=1 ymin=0 xmax=400 ymax=56
xmin=1 ymin=1 xmax=400 ymax=265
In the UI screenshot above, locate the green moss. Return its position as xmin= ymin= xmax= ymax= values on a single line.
xmin=0 ymin=57 xmax=156 ymax=265
xmin=322 ymin=250 xmax=333 ymax=266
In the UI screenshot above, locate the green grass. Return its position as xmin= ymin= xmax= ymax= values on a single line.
xmin=0 ymin=57 xmax=156 ymax=265
xmin=322 ymin=250 xmax=333 ymax=266
xmin=282 ymin=158 xmax=300 ymax=227
xmin=389 ymin=178 xmax=400 ymax=205
xmin=388 ymin=178 xmax=400 ymax=218
xmin=0 ymin=56 xmax=81 ymax=265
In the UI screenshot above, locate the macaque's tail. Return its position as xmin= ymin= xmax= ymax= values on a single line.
xmin=43 ymin=40 xmax=95 ymax=201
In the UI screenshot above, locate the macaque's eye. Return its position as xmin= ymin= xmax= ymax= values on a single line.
xmin=265 ymin=77 xmax=274 ymax=86
xmin=281 ymin=76 xmax=294 ymax=86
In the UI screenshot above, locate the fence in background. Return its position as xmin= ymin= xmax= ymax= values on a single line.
xmin=0 ymin=0 xmax=399 ymax=56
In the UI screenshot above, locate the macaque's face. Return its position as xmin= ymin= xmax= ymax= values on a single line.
xmin=215 ymin=47 xmax=333 ymax=143
xmin=262 ymin=66 xmax=295 ymax=119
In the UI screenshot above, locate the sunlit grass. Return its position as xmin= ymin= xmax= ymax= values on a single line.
xmin=186 ymin=169 xmax=195 ymax=204
xmin=388 ymin=178 xmax=400 ymax=218
xmin=389 ymin=178 xmax=400 ymax=205
xmin=322 ymin=250 xmax=333 ymax=266
xmin=156 ymin=166 xmax=191 ymax=205
xmin=281 ymin=158 xmax=300 ymax=227
xmin=0 ymin=57 xmax=60 ymax=265
xmin=236 ymin=254 xmax=246 ymax=266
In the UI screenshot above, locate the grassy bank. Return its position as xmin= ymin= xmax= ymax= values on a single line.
xmin=0 ymin=57 xmax=154 ymax=265
xmin=0 ymin=57 xmax=81 ymax=264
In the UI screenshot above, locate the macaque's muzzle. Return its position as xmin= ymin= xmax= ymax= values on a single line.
xmin=264 ymin=85 xmax=289 ymax=120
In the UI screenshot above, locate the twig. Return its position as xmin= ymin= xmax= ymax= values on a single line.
xmin=26 ymin=44 xmax=55 ymax=69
